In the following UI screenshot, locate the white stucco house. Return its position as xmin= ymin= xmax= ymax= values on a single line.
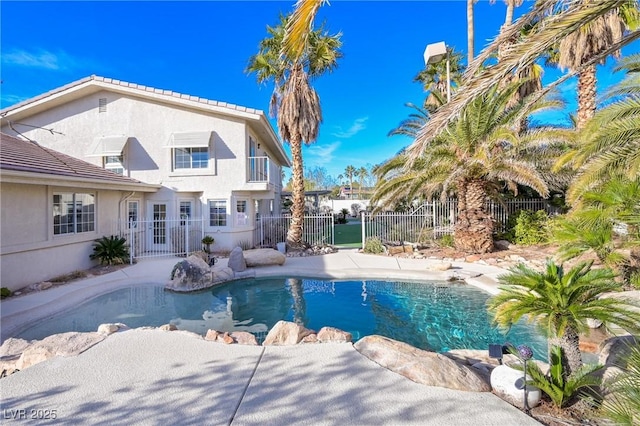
xmin=0 ymin=76 xmax=291 ymax=264
xmin=0 ymin=132 xmax=160 ymax=290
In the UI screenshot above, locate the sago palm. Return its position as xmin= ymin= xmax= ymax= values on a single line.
xmin=599 ymin=341 xmax=640 ymax=425
xmin=247 ymin=13 xmax=342 ymax=247
xmin=489 ymin=259 xmax=640 ymax=379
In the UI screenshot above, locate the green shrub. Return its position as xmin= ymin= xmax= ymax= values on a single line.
xmin=90 ymin=235 xmax=130 ymax=265
xmin=363 ymin=237 xmax=385 ymax=254
xmin=0 ymin=287 xmax=11 ymax=299
xmin=514 ymin=210 xmax=549 ymax=245
xmin=438 ymin=234 xmax=454 ymax=248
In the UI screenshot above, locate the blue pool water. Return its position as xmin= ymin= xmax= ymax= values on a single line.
xmin=17 ymin=278 xmax=548 ymax=358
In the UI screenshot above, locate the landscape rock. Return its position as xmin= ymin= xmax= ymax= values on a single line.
xmin=227 ymin=247 xmax=247 ymax=272
xmin=230 ymin=331 xmax=259 ymax=346
xmin=429 ymin=262 xmax=452 ymax=271
xmin=599 ymin=335 xmax=638 ymax=368
xmin=205 ymin=329 xmax=220 ymax=341
xmin=301 ymin=334 xmax=318 ymax=344
xmin=0 ymin=337 xmax=31 ymax=360
xmin=166 ymin=255 xmax=213 ymax=291
xmin=10 ymin=332 xmax=106 ymax=371
xmin=263 ymin=321 xmax=314 ymax=346
xmin=243 ymin=249 xmax=286 ymax=267
xmin=353 ymin=335 xmax=490 ymax=392
xmin=17 ymin=346 xmax=57 ymax=370
xmin=494 ymin=240 xmax=512 ymax=250
xmin=159 ymin=324 xmax=178 ymax=331
xmin=97 ymin=323 xmax=120 ymax=335
xmin=317 ymin=327 xmax=352 ymax=343
xmin=221 ymin=332 xmax=235 ymax=344
xmin=490 ymin=364 xmax=541 ymax=409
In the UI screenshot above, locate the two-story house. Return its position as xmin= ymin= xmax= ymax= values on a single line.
xmin=0 ymin=76 xmax=291 ymax=260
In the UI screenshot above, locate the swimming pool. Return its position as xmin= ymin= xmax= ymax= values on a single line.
xmin=17 ymin=277 xmax=548 ymax=357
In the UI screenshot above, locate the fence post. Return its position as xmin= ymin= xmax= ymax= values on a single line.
xmin=331 ymin=214 xmax=335 ymax=246
xmin=361 ymin=210 xmax=366 ymax=250
xmin=185 ymin=219 xmax=190 ymax=256
xmin=129 ymin=223 xmax=134 ymax=265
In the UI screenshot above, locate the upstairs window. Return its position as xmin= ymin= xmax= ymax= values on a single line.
xmin=174 ymin=147 xmax=208 ymax=169
xmin=166 ymin=131 xmax=212 ymax=172
xmin=104 ymin=155 xmax=124 ymax=175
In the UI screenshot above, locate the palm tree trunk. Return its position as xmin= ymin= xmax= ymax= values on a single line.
xmin=454 ymin=179 xmax=494 ymax=253
xmin=505 ymin=2 xmax=515 ymax=26
xmin=286 ymin=134 xmax=305 ymax=247
xmin=577 ymin=65 xmax=597 ymax=129
xmin=549 ymin=326 xmax=583 ymax=378
xmin=467 ymin=0 xmax=475 ymax=64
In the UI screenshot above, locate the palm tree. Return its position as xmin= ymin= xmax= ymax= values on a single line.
xmin=388 ymin=103 xmax=431 ymax=139
xmin=344 ymin=165 xmax=356 ymax=200
xmin=556 ymin=0 xmax=638 ymax=129
xmin=357 ymin=166 xmax=368 ymax=198
xmin=408 ymin=0 xmax=639 ymax=158
xmin=414 ymin=48 xmax=465 ymax=109
xmin=373 ymin=82 xmax=567 ymax=253
xmin=489 ymin=259 xmax=640 ymax=379
xmin=467 ymin=0 xmax=478 ymax=64
xmin=557 ymin=54 xmax=640 ymax=201
xmin=247 ymin=13 xmax=342 ymax=247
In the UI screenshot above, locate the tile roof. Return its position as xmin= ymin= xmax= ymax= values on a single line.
xmin=0 ymin=75 xmax=262 ymax=117
xmin=0 ymin=132 xmax=147 ymax=185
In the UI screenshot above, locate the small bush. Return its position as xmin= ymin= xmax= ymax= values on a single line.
xmin=514 ymin=210 xmax=549 ymax=245
xmin=437 ymin=234 xmax=454 ymax=248
xmin=1 ymin=287 xmax=12 ymax=299
xmin=90 ymin=235 xmax=130 ymax=265
xmin=363 ymin=237 xmax=385 ymax=254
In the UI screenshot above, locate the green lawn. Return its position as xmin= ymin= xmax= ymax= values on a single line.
xmin=334 ymin=223 xmax=362 ymax=248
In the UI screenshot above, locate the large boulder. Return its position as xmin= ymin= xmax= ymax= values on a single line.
xmin=166 ymin=255 xmax=234 ymax=292
xmin=6 ymin=332 xmax=106 ymax=371
xmin=490 ymin=364 xmax=542 ymax=409
xmin=243 ymin=249 xmax=286 ymax=267
xmin=228 ymin=247 xmax=247 ymax=272
xmin=167 ymin=255 xmax=212 ymax=291
xmin=353 ymin=335 xmax=490 ymax=392
xmin=263 ymin=321 xmax=314 ymax=345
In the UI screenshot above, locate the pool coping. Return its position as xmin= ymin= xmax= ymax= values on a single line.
xmin=0 ymin=249 xmax=508 ymax=341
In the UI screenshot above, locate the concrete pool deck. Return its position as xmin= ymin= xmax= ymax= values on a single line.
xmin=1 ymin=250 xmax=541 ymax=425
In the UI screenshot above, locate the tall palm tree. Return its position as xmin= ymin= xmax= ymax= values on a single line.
xmin=408 ymin=0 xmax=640 ymax=159
xmin=388 ymin=103 xmax=431 ymax=139
xmin=489 ymin=259 xmax=640 ymax=379
xmin=247 ymin=13 xmax=342 ymax=247
xmin=414 ymin=48 xmax=465 ymax=109
xmin=467 ymin=0 xmax=478 ymax=64
xmin=557 ymin=54 xmax=640 ymax=201
xmin=556 ymin=0 xmax=638 ymax=129
xmin=373 ymin=82 xmax=567 ymax=253
xmin=357 ymin=166 xmax=368 ymax=198
xmin=344 ymin=165 xmax=356 ymax=199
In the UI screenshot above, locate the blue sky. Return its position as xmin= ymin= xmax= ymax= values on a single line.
xmin=2 ymin=1 xmax=637 ymax=183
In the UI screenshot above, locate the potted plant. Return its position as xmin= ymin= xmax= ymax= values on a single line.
xmin=202 ymin=235 xmax=215 ymax=265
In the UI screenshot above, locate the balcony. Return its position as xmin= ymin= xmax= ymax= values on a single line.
xmin=244 ymin=156 xmax=280 ymax=191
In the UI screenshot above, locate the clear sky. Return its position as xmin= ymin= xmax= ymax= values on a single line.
xmin=1 ymin=1 xmax=637 ymax=183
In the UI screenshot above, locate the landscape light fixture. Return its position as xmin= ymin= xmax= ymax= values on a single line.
xmin=423 ymin=41 xmax=451 ymax=103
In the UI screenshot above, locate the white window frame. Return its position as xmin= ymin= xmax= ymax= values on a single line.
xmin=104 ymin=155 xmax=125 ymax=175
xmin=127 ymin=200 xmax=139 ymax=228
xmin=179 ymin=200 xmax=193 ymax=226
xmin=236 ymin=198 xmax=249 ymax=226
xmin=208 ymin=199 xmax=227 ymax=227
xmin=53 ymin=192 xmax=95 ymax=235
xmin=173 ymin=147 xmax=209 ymax=170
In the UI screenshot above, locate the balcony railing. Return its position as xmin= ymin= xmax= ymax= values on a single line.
xmin=248 ymin=156 xmax=279 ymax=186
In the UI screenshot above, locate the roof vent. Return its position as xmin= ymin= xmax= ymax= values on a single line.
xmin=98 ymin=98 xmax=107 ymax=113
